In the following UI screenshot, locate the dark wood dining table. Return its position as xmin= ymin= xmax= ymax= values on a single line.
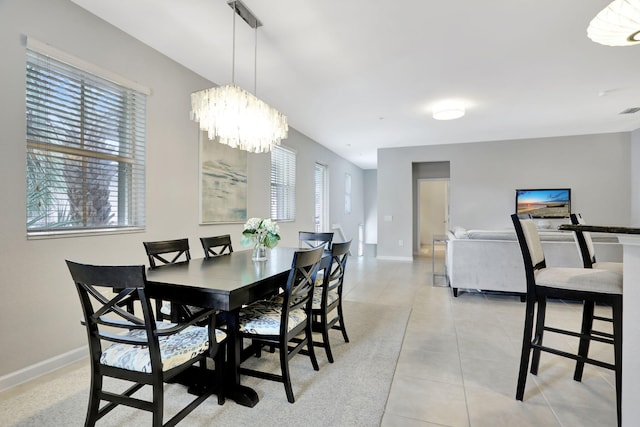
xmin=145 ymin=246 xmax=301 ymax=407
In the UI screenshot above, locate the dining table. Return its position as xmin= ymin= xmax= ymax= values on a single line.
xmin=145 ymin=246 xmax=303 ymax=408
xmin=559 ymin=223 xmax=640 ymax=427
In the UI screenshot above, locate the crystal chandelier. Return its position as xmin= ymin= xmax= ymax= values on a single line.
xmin=191 ymin=0 xmax=288 ymax=153
xmin=587 ymin=0 xmax=640 ymax=46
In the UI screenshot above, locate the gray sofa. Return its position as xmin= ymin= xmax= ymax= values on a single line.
xmin=445 ymin=227 xmax=622 ymax=297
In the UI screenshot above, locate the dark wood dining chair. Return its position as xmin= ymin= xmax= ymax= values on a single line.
xmin=309 ymin=240 xmax=352 ymax=363
xmin=143 ymin=238 xmax=194 ymax=321
xmin=570 ymin=213 xmax=623 ymax=273
xmin=569 ymin=213 xmax=622 ymax=382
xmin=143 ymin=238 xmax=191 ymax=268
xmin=298 ymin=231 xmax=334 ymax=250
xmin=511 ymin=214 xmax=623 ymax=427
xmin=238 ymin=246 xmax=324 ymax=403
xmin=66 ymin=260 xmax=226 ymax=427
xmin=200 ymin=234 xmax=233 ymax=259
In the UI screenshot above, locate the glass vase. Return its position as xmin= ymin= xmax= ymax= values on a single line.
xmin=252 ymin=242 xmax=268 ymax=261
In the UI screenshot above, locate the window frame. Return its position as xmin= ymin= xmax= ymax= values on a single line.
xmin=270 ymin=145 xmax=296 ymax=222
xmin=25 ymin=39 xmax=148 ymax=238
xmin=314 ymin=162 xmax=329 ymax=231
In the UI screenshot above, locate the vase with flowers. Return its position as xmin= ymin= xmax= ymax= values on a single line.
xmin=242 ymin=217 xmax=281 ymax=261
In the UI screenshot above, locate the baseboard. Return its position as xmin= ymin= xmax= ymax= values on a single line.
xmin=0 ymin=346 xmax=87 ymax=393
xmin=376 ymin=255 xmax=413 ymax=262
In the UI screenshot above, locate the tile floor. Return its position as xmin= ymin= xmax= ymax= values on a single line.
xmin=344 ymin=253 xmax=617 ymax=427
xmin=1 ymin=251 xmax=617 ymax=426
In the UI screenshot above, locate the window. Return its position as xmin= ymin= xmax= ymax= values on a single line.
xmin=344 ymin=173 xmax=352 ymax=214
xmin=26 ymin=41 xmax=146 ymax=235
xmin=270 ymin=145 xmax=296 ymax=221
xmin=314 ymin=163 xmax=329 ymax=231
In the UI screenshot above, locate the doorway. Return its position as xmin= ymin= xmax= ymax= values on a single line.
xmin=417 ymin=179 xmax=449 ymax=256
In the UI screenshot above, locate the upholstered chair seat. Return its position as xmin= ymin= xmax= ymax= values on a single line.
xmin=312 ymin=287 xmax=338 ymax=310
xmin=239 ymin=300 xmax=306 ymax=335
xmin=101 ymin=324 xmax=227 ymax=373
xmin=534 ymin=267 xmax=622 ymax=294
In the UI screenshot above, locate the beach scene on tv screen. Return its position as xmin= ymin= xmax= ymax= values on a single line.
xmin=517 ymin=189 xmax=570 ymax=218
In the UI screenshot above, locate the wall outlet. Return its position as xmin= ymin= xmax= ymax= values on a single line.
xmin=384 ymin=215 xmax=393 ymax=222
xmin=398 ymin=239 xmax=404 ymax=247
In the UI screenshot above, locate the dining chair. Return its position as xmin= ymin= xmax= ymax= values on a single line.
xmin=200 ymin=234 xmax=234 ymax=259
xmin=298 ymin=231 xmax=334 ymax=250
xmin=298 ymin=231 xmax=334 ymax=287
xmin=309 ymin=240 xmax=352 ymax=363
xmin=569 ymin=213 xmax=622 ymax=382
xmin=511 ymin=214 xmax=623 ymax=427
xmin=66 ymin=260 xmax=227 ymax=427
xmin=143 ymin=238 xmax=196 ymax=321
xmin=143 ymin=238 xmax=191 ymax=268
xmin=237 ymin=246 xmax=324 ymax=403
xmin=570 ymin=213 xmax=623 ymax=274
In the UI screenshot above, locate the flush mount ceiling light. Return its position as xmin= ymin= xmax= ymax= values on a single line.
xmin=432 ymin=103 xmax=465 ymax=120
xmin=587 ymin=0 xmax=640 ymax=46
xmin=190 ymin=0 xmax=288 ymax=153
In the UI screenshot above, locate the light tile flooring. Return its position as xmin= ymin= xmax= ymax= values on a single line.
xmin=1 ymin=252 xmax=617 ymax=426
xmin=345 ymin=253 xmax=617 ymax=427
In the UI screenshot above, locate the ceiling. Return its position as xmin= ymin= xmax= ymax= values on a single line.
xmin=70 ymin=0 xmax=640 ymax=169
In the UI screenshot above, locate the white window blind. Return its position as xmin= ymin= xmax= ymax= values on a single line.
xmin=314 ymin=163 xmax=328 ymax=231
xmin=270 ymin=145 xmax=296 ymax=221
xmin=26 ymin=47 xmax=146 ymax=234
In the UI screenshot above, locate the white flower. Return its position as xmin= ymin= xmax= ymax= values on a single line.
xmin=242 ymin=217 xmax=281 ymax=249
xmin=244 ymin=217 xmax=262 ymax=232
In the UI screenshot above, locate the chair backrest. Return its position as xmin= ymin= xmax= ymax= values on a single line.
xmin=143 ymin=238 xmax=191 ymax=269
xmin=318 ymin=240 xmax=352 ymax=306
xmin=280 ymin=246 xmax=324 ymax=334
xmin=65 ymin=260 xmax=164 ymax=372
xmin=511 ymin=214 xmax=547 ymax=297
xmin=200 ymin=235 xmax=233 ymax=259
xmin=298 ymin=231 xmax=334 ymax=250
xmin=570 ymin=213 xmax=597 ymax=268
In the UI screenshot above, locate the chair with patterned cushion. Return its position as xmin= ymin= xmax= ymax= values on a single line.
xmin=238 ymin=246 xmax=324 ymax=403
xmin=309 ymin=239 xmax=352 ymax=363
xmin=66 ymin=260 xmax=227 ymax=427
xmin=298 ymin=231 xmax=334 ymax=250
xmin=200 ymin=235 xmax=234 ymax=259
xmin=511 ymin=214 xmax=623 ymax=427
xmin=143 ymin=238 xmax=195 ymax=321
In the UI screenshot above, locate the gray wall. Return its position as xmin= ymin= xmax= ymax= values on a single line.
xmin=378 ymin=133 xmax=632 ymax=259
xmin=0 ymin=0 xmax=363 ymax=382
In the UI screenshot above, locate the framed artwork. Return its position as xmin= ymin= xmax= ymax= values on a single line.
xmin=199 ymin=131 xmax=248 ymax=223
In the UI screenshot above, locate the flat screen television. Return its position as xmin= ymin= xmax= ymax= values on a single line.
xmin=515 ymin=188 xmax=571 ymax=218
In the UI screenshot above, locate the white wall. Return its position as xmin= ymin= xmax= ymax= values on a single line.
xmin=0 ymin=0 xmax=363 ymax=382
xmin=363 ymin=170 xmax=377 ymax=244
xmin=378 ymin=133 xmax=632 ymax=259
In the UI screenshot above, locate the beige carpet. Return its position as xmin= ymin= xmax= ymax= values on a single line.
xmin=1 ymin=300 xmax=410 ymax=427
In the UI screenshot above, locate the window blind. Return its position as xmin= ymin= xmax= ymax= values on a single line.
xmin=270 ymin=145 xmax=296 ymax=221
xmin=314 ymin=162 xmax=328 ymax=231
xmin=26 ymin=48 xmax=146 ymax=234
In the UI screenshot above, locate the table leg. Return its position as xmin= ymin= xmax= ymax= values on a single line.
xmin=223 ymin=309 xmax=259 ymax=407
